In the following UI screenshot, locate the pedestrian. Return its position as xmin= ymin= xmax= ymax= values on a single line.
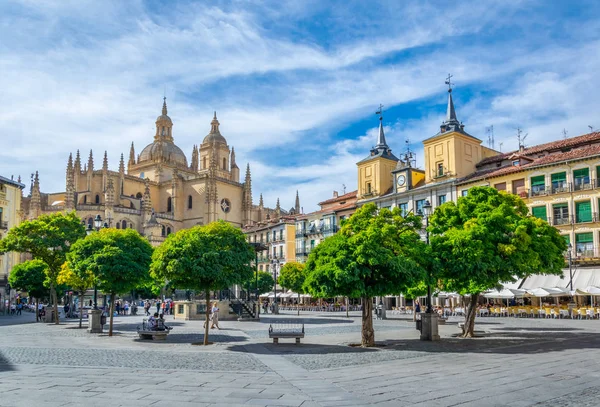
xmin=16 ymin=302 xmax=23 ymax=315
xmin=161 ymin=301 xmax=166 ymax=315
xmin=156 ymin=300 xmax=160 ymax=315
xmin=144 ymin=301 xmax=151 ymax=316
xmin=10 ymin=303 xmax=16 ymax=315
xmin=165 ymin=301 xmax=170 ymax=316
xmin=210 ymin=302 xmax=220 ymax=330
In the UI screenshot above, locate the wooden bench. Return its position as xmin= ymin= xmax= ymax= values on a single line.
xmin=137 ymin=318 xmax=171 ymax=340
xmin=268 ymin=322 xmax=305 ymax=344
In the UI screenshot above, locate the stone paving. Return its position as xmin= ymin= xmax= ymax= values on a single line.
xmin=0 ymin=311 xmax=599 ymax=406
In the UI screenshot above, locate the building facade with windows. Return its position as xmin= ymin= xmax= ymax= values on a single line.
xmin=21 ymin=99 xmax=280 ymax=246
xmin=357 ymin=85 xmax=497 ymax=217
xmin=295 ymin=190 xmax=357 ymax=263
xmin=457 ymin=131 xmax=600 ymax=260
xmin=0 ymin=175 xmax=26 ymax=299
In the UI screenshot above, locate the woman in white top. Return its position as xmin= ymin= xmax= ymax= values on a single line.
xmin=210 ymin=302 xmax=220 ymax=329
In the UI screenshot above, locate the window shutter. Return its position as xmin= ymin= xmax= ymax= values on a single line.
xmin=551 ymin=172 xmax=566 ymax=183
xmin=576 ymin=232 xmax=593 ymax=243
xmin=573 ymin=168 xmax=589 ymax=179
xmin=530 ymin=176 xmax=545 ymax=187
xmin=576 ymin=201 xmax=592 ymax=223
xmin=531 ymin=206 xmax=547 ymax=221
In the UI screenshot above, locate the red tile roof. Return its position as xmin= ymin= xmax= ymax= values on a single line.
xmin=318 ymin=190 xmax=358 ymax=206
xmin=477 ymin=131 xmax=600 ymax=166
xmin=459 ymin=142 xmax=600 ymax=185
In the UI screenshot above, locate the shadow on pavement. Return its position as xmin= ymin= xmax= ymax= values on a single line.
xmin=254 ymin=316 xmax=355 ymax=325
xmin=0 ymin=351 xmax=15 ymax=372
xmin=228 ymin=342 xmax=379 ymax=355
xmin=133 ymin=333 xmax=249 ymax=344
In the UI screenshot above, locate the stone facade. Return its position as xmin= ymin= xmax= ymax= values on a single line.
xmin=0 ymin=175 xmax=25 ymax=299
xmin=21 ymin=99 xmax=280 ymax=245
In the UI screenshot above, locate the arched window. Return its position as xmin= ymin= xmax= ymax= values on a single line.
xmin=223 ymin=158 xmax=227 ymax=170
xmin=161 ymin=226 xmax=166 ymax=237
xmin=167 ymin=197 xmax=172 ymax=212
xmin=188 ymin=195 xmax=192 ymax=209
xmin=166 ymin=227 xmax=172 ymax=236
xmin=203 ymin=157 xmax=207 ymax=169
xmin=95 ymin=194 xmax=100 ymax=204
xmin=122 ymin=220 xmax=127 ymax=229
xmin=116 ymin=223 xmax=120 ymax=229
xmin=136 ymin=192 xmax=142 ymax=199
xmin=83 ymin=195 xmax=87 ymax=204
xmin=161 ymin=126 xmax=165 ymax=136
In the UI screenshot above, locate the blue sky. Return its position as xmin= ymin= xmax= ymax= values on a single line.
xmin=2 ymin=0 xmax=600 ymax=211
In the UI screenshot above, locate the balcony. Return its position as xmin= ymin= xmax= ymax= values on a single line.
xmin=565 ymin=246 xmax=600 ymax=265
xmin=549 ymin=216 xmax=573 ymax=226
xmin=575 ymin=212 xmax=599 ymax=224
xmin=573 ymin=179 xmax=593 ymax=191
xmin=551 ymin=183 xmax=571 ymax=194
xmin=0 ymin=221 xmax=7 ymax=230
xmin=295 ymin=230 xmax=307 ymax=238
xmin=530 ymin=185 xmax=549 ymax=197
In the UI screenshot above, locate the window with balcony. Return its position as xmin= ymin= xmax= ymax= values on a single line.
xmin=437 ymin=162 xmax=444 ymax=177
xmin=167 ymin=197 xmax=172 ymax=212
xmin=573 ymin=168 xmax=591 ymax=190
xmin=438 ymin=195 xmax=446 ymax=205
xmin=531 ymin=206 xmax=547 ymax=221
xmin=279 ymin=230 xmax=283 ymax=241
xmin=576 ymin=232 xmax=594 ymax=257
xmin=575 ymin=201 xmax=592 ymax=223
xmin=530 ymin=175 xmax=546 ymax=196
xmin=512 ymin=178 xmax=526 ymax=197
xmin=551 ymin=172 xmax=567 ymax=193
xmin=398 ymin=203 xmax=408 ymax=216
xmin=552 ymin=203 xmax=569 ymax=225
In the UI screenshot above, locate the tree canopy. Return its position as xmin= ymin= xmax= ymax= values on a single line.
xmin=278 ymin=261 xmax=306 ymax=315
xmin=429 ymin=186 xmax=567 ymax=337
xmin=151 ymin=221 xmax=254 ymax=344
xmin=8 ymin=259 xmax=49 ymax=302
xmin=304 ymin=203 xmax=427 ymax=346
xmin=67 ymin=228 xmax=153 ymax=335
xmin=0 ymin=212 xmax=86 ymax=324
xmin=58 ymin=262 xmax=95 ymax=328
xmin=247 ymin=271 xmax=274 ymax=296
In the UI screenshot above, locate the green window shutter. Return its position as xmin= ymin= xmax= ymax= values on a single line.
xmin=531 ymin=176 xmax=545 ymax=187
xmin=551 ymin=172 xmax=566 ymax=183
xmin=597 ymin=166 xmax=600 ymax=181
xmin=563 ymin=235 xmax=570 ymax=245
xmin=576 ymin=232 xmax=593 ymax=243
xmin=573 ymin=168 xmax=589 ymax=179
xmin=576 ymin=201 xmax=592 ymax=223
xmin=531 ymin=206 xmax=547 ymax=221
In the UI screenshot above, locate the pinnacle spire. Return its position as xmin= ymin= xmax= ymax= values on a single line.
xmin=67 ymin=153 xmax=73 ymax=172
xmin=119 ymin=153 xmax=125 ymax=173
xmin=162 ymin=97 xmax=168 ymax=115
xmin=245 ymin=163 xmax=251 ymax=179
xmin=102 ymin=151 xmax=108 ymax=171
xmin=128 ymin=142 xmax=136 ymax=167
xmin=210 ymin=112 xmax=220 ymax=134
xmin=231 ymin=147 xmax=237 ymax=167
xmin=446 ymin=89 xmax=458 ymax=124
xmin=259 ymin=193 xmax=264 ymax=207
xmin=295 ymin=190 xmax=300 ymax=212
xmin=74 ymin=150 xmax=81 ymax=171
xmin=376 ymin=117 xmax=387 ymax=148
xmin=87 ymin=150 xmax=94 ymax=172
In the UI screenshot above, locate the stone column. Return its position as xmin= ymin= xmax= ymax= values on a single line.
xmin=420 ymin=312 xmax=440 ymax=341
xmin=88 ymin=309 xmax=103 ymax=333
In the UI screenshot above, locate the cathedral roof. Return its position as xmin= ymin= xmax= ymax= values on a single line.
xmin=202 ymin=112 xmax=228 ymax=145
xmin=139 ymin=141 xmax=188 ymax=167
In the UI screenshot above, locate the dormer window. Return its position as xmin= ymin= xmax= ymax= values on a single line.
xmin=512 ymin=160 xmax=520 ymax=166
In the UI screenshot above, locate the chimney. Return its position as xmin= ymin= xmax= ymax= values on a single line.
xmin=333 ymin=191 xmax=338 ymax=198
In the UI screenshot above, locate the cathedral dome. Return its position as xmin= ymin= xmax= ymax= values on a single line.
xmin=202 ymin=112 xmax=228 ymax=145
xmin=139 ymin=140 xmax=188 ymax=167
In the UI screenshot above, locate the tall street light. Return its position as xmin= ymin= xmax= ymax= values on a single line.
xmin=422 ymin=200 xmax=433 ymax=314
xmin=272 ymin=258 xmax=280 ymax=314
xmin=86 ymin=214 xmax=105 ymax=310
xmin=568 ymin=242 xmax=573 ymax=291
xmin=249 ymin=242 xmax=267 ymax=318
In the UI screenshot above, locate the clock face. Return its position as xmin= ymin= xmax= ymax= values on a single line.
xmin=397 ymin=175 xmax=406 ymax=187
xmin=220 ymin=198 xmax=231 ymax=213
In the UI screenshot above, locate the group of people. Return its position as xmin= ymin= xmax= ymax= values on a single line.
xmin=147 ymin=312 xmax=172 ymax=331
xmin=144 ymin=299 xmax=173 ymax=316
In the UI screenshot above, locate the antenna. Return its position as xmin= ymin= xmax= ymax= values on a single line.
xmin=342 ymin=184 xmax=346 ymax=194
xmin=589 ymin=125 xmax=594 ymax=133
xmin=517 ymin=127 xmax=528 ymax=149
xmin=562 ymin=128 xmax=568 ymax=139
xmin=499 ymin=142 xmax=504 ymax=152
xmin=486 ymin=125 xmax=495 ymax=149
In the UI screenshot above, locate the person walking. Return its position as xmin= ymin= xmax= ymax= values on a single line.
xmin=210 ymin=302 xmax=220 ymax=329
xmin=16 ymin=302 xmax=22 ymax=315
xmin=165 ymin=301 xmax=170 ymax=316
xmin=155 ymin=300 xmax=160 ymax=315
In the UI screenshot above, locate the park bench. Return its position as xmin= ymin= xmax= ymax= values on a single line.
xmin=137 ymin=318 xmax=172 ymax=340
xmin=268 ymin=322 xmax=305 ymax=344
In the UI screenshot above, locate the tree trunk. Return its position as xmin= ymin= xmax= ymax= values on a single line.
xmin=108 ymin=293 xmax=115 ymax=336
xmin=78 ymin=292 xmax=84 ymax=328
xmin=346 ymin=297 xmax=349 ymax=318
xmin=462 ymin=294 xmax=480 ymax=338
xmin=51 ymin=284 xmax=59 ymax=325
xmin=35 ymin=299 xmax=39 ymax=322
xmin=297 ymin=293 xmax=300 ymax=316
xmin=361 ymin=296 xmax=375 ymax=347
xmin=204 ymin=290 xmax=210 ymax=345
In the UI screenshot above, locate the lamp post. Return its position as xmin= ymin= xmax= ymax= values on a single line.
xmin=86 ymin=214 xmax=105 ymax=310
xmin=419 ymin=199 xmax=439 ymax=341
xmin=568 ymin=243 xmax=573 ymax=292
xmin=249 ymin=242 xmax=267 ymax=318
xmin=272 ymin=258 xmax=280 ymax=314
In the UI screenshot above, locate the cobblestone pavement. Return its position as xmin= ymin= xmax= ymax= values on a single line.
xmin=1 ymin=311 xmax=600 ymax=406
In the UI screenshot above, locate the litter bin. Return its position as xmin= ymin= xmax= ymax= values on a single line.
xmin=415 ymin=317 xmax=422 ymax=331
xmin=100 ymin=315 xmax=107 ymax=326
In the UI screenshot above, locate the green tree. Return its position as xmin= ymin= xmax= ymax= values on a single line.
xmin=67 ymin=228 xmax=153 ymax=336
xmin=0 ymin=212 xmax=86 ymax=324
xmin=57 ymin=263 xmax=94 ymax=328
xmin=8 ymin=260 xmax=49 ymax=321
xmin=151 ymin=221 xmax=254 ymax=345
xmin=304 ymin=204 xmax=426 ymax=346
xmin=246 ymin=271 xmax=275 ymax=296
xmin=429 ymin=186 xmax=567 ymax=337
xmin=278 ymin=261 xmax=306 ymax=315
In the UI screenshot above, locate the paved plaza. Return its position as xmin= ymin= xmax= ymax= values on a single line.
xmin=0 ymin=311 xmax=599 ymax=407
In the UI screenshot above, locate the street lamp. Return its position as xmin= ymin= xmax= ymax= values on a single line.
xmin=421 ymin=199 xmax=433 ymax=313
xmin=568 ymin=243 xmax=573 ymax=291
xmin=272 ymin=258 xmax=280 ymax=314
xmin=85 ymin=214 xmax=106 ymax=310
xmin=249 ymin=242 xmax=267 ymax=318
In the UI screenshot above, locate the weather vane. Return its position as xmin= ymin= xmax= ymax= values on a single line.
xmin=375 ymin=104 xmax=384 ymax=121
xmin=445 ymin=73 xmax=454 ymax=92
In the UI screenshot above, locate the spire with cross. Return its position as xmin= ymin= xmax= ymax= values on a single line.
xmin=445 ymin=73 xmax=454 ymax=93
